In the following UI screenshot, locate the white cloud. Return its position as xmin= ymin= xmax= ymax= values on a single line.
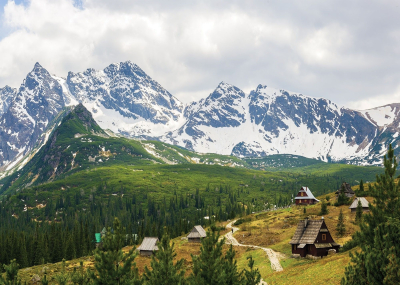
xmin=0 ymin=0 xmax=399 ymax=107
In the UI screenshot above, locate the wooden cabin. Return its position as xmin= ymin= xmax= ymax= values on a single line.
xmin=294 ymin=187 xmax=320 ymax=205
xmin=290 ymin=218 xmax=340 ymax=258
xmin=187 ymin=225 xmax=207 ymax=243
xmin=349 ymin=197 xmax=369 ymax=212
xmin=335 ymin=182 xmax=355 ymax=198
xmin=137 ymin=237 xmax=159 ymax=256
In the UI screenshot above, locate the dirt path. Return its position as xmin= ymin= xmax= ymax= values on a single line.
xmin=225 ymin=220 xmax=283 ymax=272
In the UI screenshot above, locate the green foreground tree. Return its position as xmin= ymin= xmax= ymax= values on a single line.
xmin=91 ymin=217 xmax=140 ymax=285
xmin=336 ymin=209 xmax=345 ymax=237
xmin=319 ymin=200 xmax=328 ymax=215
xmin=355 ymin=199 xmax=363 ymax=224
xmin=0 ymin=259 xmax=21 ymax=285
xmin=143 ymin=231 xmax=186 ymax=285
xmin=342 ymin=144 xmax=400 ymax=284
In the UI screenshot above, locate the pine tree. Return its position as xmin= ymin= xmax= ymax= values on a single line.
xmin=319 ymin=199 xmax=328 ymax=215
xmin=0 ymin=259 xmax=21 ymax=285
xmin=54 ymin=259 xmax=70 ymax=285
xmin=359 ymin=180 xmax=364 ymax=192
xmin=70 ymin=261 xmax=92 ymax=285
xmin=342 ymin=144 xmax=400 ymax=284
xmin=143 ymin=231 xmax=186 ymax=284
xmin=242 ymin=256 xmax=261 ymax=285
xmin=355 ymin=199 xmax=363 ymax=224
xmin=336 ymin=185 xmax=350 ymax=206
xmin=190 ymin=227 xmax=226 ymax=284
xmin=223 ymin=244 xmax=241 ymax=285
xmin=303 ymin=206 xmax=306 ymax=214
xmin=91 ymin=217 xmax=140 ymax=285
xmin=336 ymin=209 xmax=345 ymax=237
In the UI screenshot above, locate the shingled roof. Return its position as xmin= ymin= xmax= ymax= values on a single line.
xmin=294 ymin=187 xmax=320 ymax=201
xmin=187 ymin=225 xmax=207 ymax=238
xmin=137 ymin=237 xmax=159 ymax=251
xmin=290 ymin=219 xmax=324 ymax=244
xmin=335 ymin=182 xmax=355 ymax=195
xmin=349 ymin=197 xmax=369 ymax=209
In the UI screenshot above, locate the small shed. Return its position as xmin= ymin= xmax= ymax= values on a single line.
xmin=137 ymin=237 xmax=159 ymax=256
xmin=335 ymin=182 xmax=355 ymax=198
xmin=290 ymin=218 xmax=340 ymax=258
xmin=294 ymin=187 xmax=320 ymax=205
xmin=187 ymin=225 xmax=207 ymax=243
xmin=95 ymin=233 xmax=102 ymax=248
xmin=349 ymin=197 xmax=369 ymax=212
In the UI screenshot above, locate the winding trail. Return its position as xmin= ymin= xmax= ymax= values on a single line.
xmin=224 ymin=220 xmax=283 ymax=272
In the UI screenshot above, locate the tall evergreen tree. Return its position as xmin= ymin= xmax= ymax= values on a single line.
xmin=91 ymin=217 xmax=140 ymax=285
xmin=342 ymin=144 xmax=400 ymax=284
xmin=143 ymin=232 xmax=186 ymax=285
xmin=355 ymin=200 xmax=363 ymax=225
xmin=319 ymin=200 xmax=328 ymax=215
xmin=336 ymin=209 xmax=345 ymax=237
xmin=190 ymin=227 xmax=226 ymax=284
xmin=0 ymin=259 xmax=21 ymax=285
xmin=359 ymin=180 xmax=364 ymax=192
xmin=223 ymin=244 xmax=241 ymax=285
xmin=242 ymin=256 xmax=261 ymax=285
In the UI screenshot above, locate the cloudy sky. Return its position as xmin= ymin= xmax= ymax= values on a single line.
xmin=0 ymin=0 xmax=399 ymax=109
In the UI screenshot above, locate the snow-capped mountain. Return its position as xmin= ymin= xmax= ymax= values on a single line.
xmin=0 ymin=86 xmax=17 ymax=117
xmin=59 ymin=61 xmax=184 ymax=138
xmin=1 ymin=61 xmax=400 ymax=171
xmin=0 ymin=63 xmax=65 ymax=170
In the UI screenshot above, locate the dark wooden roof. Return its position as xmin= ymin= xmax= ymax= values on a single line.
xmin=290 ymin=219 xmax=324 ymax=244
xmin=335 ymin=182 xmax=354 ymax=194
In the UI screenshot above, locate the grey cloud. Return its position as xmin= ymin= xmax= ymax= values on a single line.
xmin=0 ymin=0 xmax=399 ymax=109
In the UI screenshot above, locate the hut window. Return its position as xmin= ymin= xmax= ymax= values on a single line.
xmin=294 ymin=245 xmax=297 ymax=250
xmin=308 ymin=245 xmax=312 ymax=251
xmin=322 ymin=234 xmax=326 ymax=241
xmin=299 ymin=199 xmax=302 ymax=203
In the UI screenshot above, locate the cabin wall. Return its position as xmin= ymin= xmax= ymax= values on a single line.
xmin=140 ymin=250 xmax=154 ymax=256
xmin=291 ymin=245 xmax=306 ymax=257
xmin=188 ymin=238 xmax=201 ymax=243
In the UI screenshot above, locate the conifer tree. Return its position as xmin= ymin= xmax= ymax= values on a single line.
xmin=336 ymin=209 xmax=345 ymax=237
xmin=303 ymin=206 xmax=306 ymax=214
xmin=54 ymin=259 xmax=70 ymax=285
xmin=91 ymin=217 xmax=140 ymax=285
xmin=0 ymin=259 xmax=21 ymax=285
xmin=143 ymin=231 xmax=186 ymax=285
xmin=336 ymin=185 xmax=350 ymax=206
xmin=359 ymin=180 xmax=364 ymax=192
xmin=242 ymin=256 xmax=261 ymax=285
xmin=223 ymin=244 xmax=241 ymax=285
xmin=190 ymin=226 xmax=226 ymax=284
xmin=342 ymin=144 xmax=400 ymax=284
xmin=70 ymin=261 xmax=92 ymax=285
xmin=319 ymin=199 xmax=328 ymax=215
xmin=355 ymin=200 xmax=363 ymax=224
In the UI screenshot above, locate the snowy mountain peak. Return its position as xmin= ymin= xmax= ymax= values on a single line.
xmin=0 ymin=85 xmax=17 ymax=117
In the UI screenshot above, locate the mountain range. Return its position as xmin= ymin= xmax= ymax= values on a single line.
xmin=0 ymin=61 xmax=398 ymax=173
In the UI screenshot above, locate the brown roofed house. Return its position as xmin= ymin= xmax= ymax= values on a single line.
xmin=294 ymin=187 xmax=320 ymax=205
xmin=349 ymin=197 xmax=369 ymax=212
xmin=335 ymin=182 xmax=355 ymax=198
xmin=187 ymin=225 xmax=207 ymax=243
xmin=290 ymin=218 xmax=340 ymax=258
xmin=137 ymin=237 xmax=159 ymax=256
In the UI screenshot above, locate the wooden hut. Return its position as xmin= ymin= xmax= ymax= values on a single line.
xmin=137 ymin=237 xmax=159 ymax=256
xmin=335 ymin=182 xmax=355 ymax=198
xmin=290 ymin=218 xmax=340 ymax=258
xmin=294 ymin=187 xmax=320 ymax=205
xmin=187 ymin=225 xmax=207 ymax=243
xmin=349 ymin=197 xmax=369 ymax=212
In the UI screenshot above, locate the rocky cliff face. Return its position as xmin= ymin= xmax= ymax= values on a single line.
xmin=0 ymin=86 xmax=17 ymax=117
xmin=0 ymin=63 xmax=65 ymax=169
xmin=1 ymin=61 xmax=400 ymax=169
